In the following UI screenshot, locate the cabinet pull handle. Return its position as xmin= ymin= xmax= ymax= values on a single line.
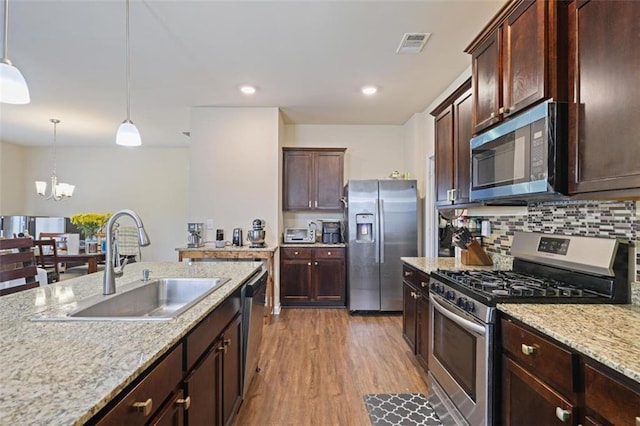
xmin=521 ymin=344 xmax=536 ymax=356
xmin=410 ymin=291 xmax=416 ymax=298
xmin=308 ymin=201 xmax=311 ymax=208
xmin=217 ymin=344 xmax=227 ymax=354
xmin=451 ymin=188 xmax=457 ymax=201
xmin=223 ymin=338 xmax=231 ymax=346
xmin=132 ymin=398 xmax=153 ymax=417
xmin=176 ymin=396 xmax=191 ymax=410
xmin=315 ymin=200 xmax=318 ymax=208
xmin=421 ymin=281 xmax=428 ymax=288
xmin=635 ymin=416 xmax=640 ymax=426
xmin=490 ymin=111 xmax=496 ymax=118
xmin=555 ymin=407 xmax=571 ymax=422
xmin=404 ymin=271 xmax=412 ymax=277
xmin=498 ymin=107 xmax=504 ymax=114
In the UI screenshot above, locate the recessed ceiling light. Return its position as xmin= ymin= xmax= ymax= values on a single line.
xmin=240 ymin=85 xmax=256 ymax=95
xmin=361 ymin=86 xmax=378 ymax=96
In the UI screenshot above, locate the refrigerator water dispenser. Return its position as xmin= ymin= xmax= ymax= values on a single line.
xmin=355 ymin=214 xmax=374 ymax=242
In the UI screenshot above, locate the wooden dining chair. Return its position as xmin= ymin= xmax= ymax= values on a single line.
xmin=0 ymin=238 xmax=40 ymax=296
xmin=33 ymin=239 xmax=61 ymax=283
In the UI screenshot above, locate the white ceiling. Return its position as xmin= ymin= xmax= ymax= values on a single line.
xmin=0 ymin=0 xmax=504 ymax=147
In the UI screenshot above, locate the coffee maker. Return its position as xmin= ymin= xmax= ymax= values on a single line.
xmin=187 ymin=223 xmax=205 ymax=248
xmin=322 ymin=221 xmax=341 ymax=244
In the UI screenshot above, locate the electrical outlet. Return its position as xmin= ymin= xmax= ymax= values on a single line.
xmin=206 ymin=219 xmax=214 ymax=230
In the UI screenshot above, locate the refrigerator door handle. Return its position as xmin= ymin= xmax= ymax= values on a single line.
xmin=379 ymin=198 xmax=385 ymax=264
xmin=374 ymin=199 xmax=380 ymax=264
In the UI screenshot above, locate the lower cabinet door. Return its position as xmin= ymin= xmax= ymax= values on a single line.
xmin=502 ymin=355 xmax=576 ymax=425
xmin=184 ymin=343 xmax=222 ymax=425
xmin=222 ymin=314 xmax=243 ymax=426
xmin=415 ymin=293 xmax=430 ymax=371
xmin=402 ymin=282 xmax=417 ymax=352
xmin=149 ymin=389 xmax=186 ymax=426
xmin=313 ymin=258 xmax=345 ymax=304
xmin=280 ymin=259 xmax=312 ymax=304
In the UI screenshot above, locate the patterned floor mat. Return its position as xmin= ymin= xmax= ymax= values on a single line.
xmin=364 ymin=393 xmax=442 ymax=426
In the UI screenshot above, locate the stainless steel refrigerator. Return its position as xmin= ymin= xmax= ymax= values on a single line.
xmin=346 ymin=179 xmax=418 ymax=312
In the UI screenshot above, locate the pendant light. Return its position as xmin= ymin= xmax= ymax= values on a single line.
xmin=116 ymin=0 xmax=141 ymax=146
xmin=35 ymin=119 xmax=75 ymax=201
xmin=0 ymin=0 xmax=30 ymax=104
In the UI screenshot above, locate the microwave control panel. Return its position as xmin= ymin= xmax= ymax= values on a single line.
xmin=530 ymin=118 xmax=547 ymax=181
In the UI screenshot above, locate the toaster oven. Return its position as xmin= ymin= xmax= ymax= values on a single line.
xmin=284 ymin=228 xmax=315 ymax=244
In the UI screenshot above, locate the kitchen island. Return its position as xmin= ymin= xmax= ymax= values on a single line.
xmin=0 ymin=260 xmax=262 ymax=426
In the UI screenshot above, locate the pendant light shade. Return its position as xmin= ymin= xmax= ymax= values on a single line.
xmin=1 ymin=0 xmax=30 ymax=104
xmin=116 ymin=119 xmax=141 ymax=146
xmin=116 ymin=0 xmax=141 ymax=146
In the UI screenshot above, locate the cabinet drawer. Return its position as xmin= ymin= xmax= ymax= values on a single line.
xmin=186 ymin=290 xmax=241 ymax=370
xmin=501 ymin=319 xmax=576 ymax=397
xmin=584 ymin=363 xmax=640 ymax=426
xmin=280 ymin=247 xmax=312 ymax=260
xmin=402 ymin=264 xmax=418 ymax=286
xmin=314 ymin=247 xmax=344 ymax=259
xmin=96 ymin=343 xmax=183 ymax=426
xmin=416 ymin=271 xmax=430 ymax=294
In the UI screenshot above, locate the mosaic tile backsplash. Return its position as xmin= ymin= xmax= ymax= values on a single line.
xmin=479 ymin=201 xmax=639 ymax=286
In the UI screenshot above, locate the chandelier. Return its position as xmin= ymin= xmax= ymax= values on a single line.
xmin=35 ymin=119 xmax=75 ymax=200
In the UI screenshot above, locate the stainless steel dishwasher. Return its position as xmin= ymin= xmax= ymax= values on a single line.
xmin=241 ymin=267 xmax=267 ymax=398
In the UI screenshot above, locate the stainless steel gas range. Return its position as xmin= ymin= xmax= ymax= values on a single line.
xmin=426 ymin=231 xmax=632 ymax=426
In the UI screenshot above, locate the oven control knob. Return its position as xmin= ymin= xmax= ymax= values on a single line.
xmin=445 ymin=290 xmax=455 ymax=301
xmin=464 ymin=300 xmax=476 ymax=313
xmin=456 ymin=297 xmax=465 ymax=308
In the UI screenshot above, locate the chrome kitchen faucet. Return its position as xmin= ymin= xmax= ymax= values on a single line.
xmin=103 ymin=209 xmax=151 ymax=295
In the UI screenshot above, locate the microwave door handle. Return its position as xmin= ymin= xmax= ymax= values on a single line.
xmin=430 ymin=294 xmax=486 ymax=336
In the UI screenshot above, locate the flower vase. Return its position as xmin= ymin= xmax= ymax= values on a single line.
xmin=85 ymin=236 xmax=99 ymax=254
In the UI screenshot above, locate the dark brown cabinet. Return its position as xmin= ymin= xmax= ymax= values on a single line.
xmin=567 ymin=0 xmax=640 ymax=197
xmin=149 ymin=390 xmax=187 ymax=426
xmin=501 ymin=318 xmax=578 ymax=425
xmin=583 ymin=362 xmax=640 ymax=426
xmin=283 ymin=148 xmax=346 ymax=211
xmin=280 ymin=247 xmax=345 ymax=306
xmin=432 ymin=79 xmax=475 ymax=207
xmin=466 ymin=0 xmax=567 ymax=134
xmin=401 ymin=263 xmax=430 ymax=372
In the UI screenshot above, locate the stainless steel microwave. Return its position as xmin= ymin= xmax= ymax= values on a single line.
xmin=469 ymin=101 xmax=567 ymax=202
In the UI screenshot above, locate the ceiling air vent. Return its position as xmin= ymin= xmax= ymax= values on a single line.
xmin=396 ymin=33 xmax=431 ymax=54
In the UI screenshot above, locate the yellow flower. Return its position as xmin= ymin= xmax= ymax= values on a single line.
xmin=70 ymin=213 xmax=112 ymax=238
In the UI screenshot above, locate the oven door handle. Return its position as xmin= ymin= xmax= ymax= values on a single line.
xmin=430 ymin=294 xmax=486 ymax=336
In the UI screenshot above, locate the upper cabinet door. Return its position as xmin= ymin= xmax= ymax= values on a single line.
xmin=314 ymin=151 xmax=345 ymax=210
xmin=568 ymin=0 xmax=640 ymax=196
xmin=453 ymin=88 xmax=473 ymax=204
xmin=502 ymin=0 xmax=546 ymax=117
xmin=472 ymin=31 xmax=501 ymax=133
xmin=283 ymin=151 xmax=313 ymax=210
xmin=434 ymin=105 xmax=454 ymax=206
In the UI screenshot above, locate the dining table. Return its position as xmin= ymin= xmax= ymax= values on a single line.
xmin=56 ymin=250 xmax=106 ymax=274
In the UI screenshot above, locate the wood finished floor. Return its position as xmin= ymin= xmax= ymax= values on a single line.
xmin=233 ymin=308 xmax=429 ymax=426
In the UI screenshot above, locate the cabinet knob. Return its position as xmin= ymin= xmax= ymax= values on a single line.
xmin=294 ymin=251 xmax=299 ymax=255
xmin=421 ymin=281 xmax=428 ymax=288
xmin=635 ymin=416 xmax=640 ymax=426
xmin=176 ymin=396 xmax=191 ymax=410
xmin=327 ymin=251 xmax=331 ymax=256
xmin=404 ymin=271 xmax=412 ymax=277
xmin=132 ymin=398 xmax=153 ymax=417
xmin=223 ymin=338 xmax=231 ymax=346
xmin=314 ymin=261 xmax=318 ymax=266
xmin=521 ymin=344 xmax=537 ymax=356
xmin=308 ymin=262 xmax=312 ymax=266
xmin=499 ymin=106 xmax=510 ymax=114
xmin=490 ymin=111 xmax=496 ymax=118
xmin=555 ymin=407 xmax=571 ymax=422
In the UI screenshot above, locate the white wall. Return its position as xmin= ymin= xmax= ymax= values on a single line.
xmin=2 ymin=143 xmax=189 ymax=261
xmin=188 ymin=107 xmax=281 ymax=247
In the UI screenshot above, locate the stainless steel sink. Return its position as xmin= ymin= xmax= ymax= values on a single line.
xmin=60 ymin=277 xmax=229 ymax=321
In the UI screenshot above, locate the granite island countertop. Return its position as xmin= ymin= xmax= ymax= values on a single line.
xmin=0 ymin=260 xmax=262 ymax=426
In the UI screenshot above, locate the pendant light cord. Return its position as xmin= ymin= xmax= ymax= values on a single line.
xmin=51 ymin=119 xmax=59 ymax=178
xmin=125 ymin=0 xmax=131 ymax=121
xmin=3 ymin=0 xmax=9 ymax=58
